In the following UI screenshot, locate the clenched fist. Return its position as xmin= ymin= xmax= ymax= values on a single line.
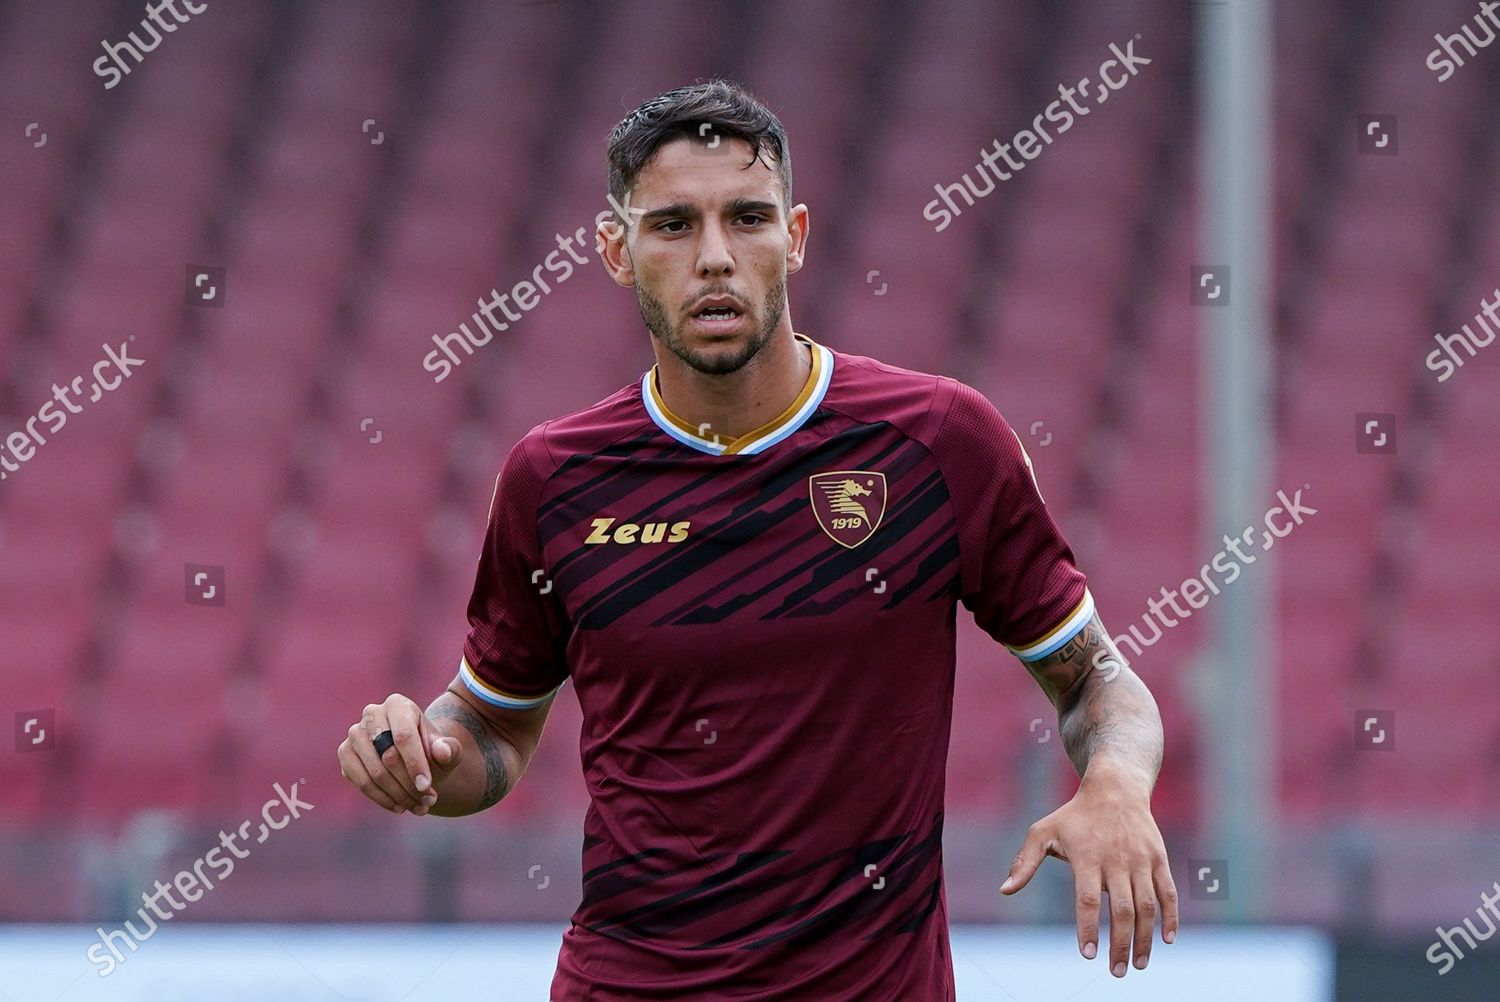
xmin=337 ymin=693 xmax=463 ymax=815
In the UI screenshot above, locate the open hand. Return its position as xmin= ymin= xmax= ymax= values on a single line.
xmin=1000 ymin=769 xmax=1177 ymax=977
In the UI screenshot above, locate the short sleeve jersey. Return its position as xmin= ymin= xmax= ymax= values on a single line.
xmin=461 ymin=333 xmax=1091 ymax=1001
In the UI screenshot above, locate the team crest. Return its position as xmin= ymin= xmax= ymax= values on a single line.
xmin=809 ymin=470 xmax=887 ymax=548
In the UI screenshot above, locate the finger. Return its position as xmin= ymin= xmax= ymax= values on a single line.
xmin=1104 ymin=869 xmax=1134 ymax=978
xmin=1131 ymin=868 xmax=1158 ymax=970
xmin=339 ymin=741 xmax=403 ymax=813
xmin=360 ymin=704 xmax=419 ymax=800
xmin=386 ymin=703 xmax=434 ymax=796
xmin=361 ymin=707 xmax=421 ymax=801
xmin=351 ymin=720 xmax=420 ymax=808
xmin=1155 ymin=857 xmax=1179 ymax=945
xmin=1000 ymin=824 xmax=1046 ymax=895
xmin=1073 ymin=864 xmax=1102 ymax=961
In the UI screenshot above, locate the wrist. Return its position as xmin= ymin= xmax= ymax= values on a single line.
xmin=1078 ymin=756 xmax=1155 ymax=801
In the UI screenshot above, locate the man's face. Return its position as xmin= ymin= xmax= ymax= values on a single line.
xmin=600 ymin=136 xmax=807 ymax=376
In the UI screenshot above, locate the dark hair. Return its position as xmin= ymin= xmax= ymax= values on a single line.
xmin=605 ymin=78 xmax=792 ymax=215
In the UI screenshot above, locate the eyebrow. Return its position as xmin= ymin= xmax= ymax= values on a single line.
xmin=639 ymin=198 xmax=781 ymax=223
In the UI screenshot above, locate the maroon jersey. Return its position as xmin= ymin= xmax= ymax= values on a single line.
xmin=461 ymin=332 xmax=1092 ymax=1000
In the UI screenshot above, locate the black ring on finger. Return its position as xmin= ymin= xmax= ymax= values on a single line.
xmin=372 ymin=729 xmax=396 ymax=757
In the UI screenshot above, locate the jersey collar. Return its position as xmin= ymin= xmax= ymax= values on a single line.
xmin=641 ymin=332 xmax=834 ymax=456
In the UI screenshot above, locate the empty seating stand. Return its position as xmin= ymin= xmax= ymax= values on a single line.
xmin=0 ymin=0 xmax=1492 ymax=928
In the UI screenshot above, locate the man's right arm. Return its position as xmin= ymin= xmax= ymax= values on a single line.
xmin=423 ymin=681 xmax=554 ymax=817
xmin=340 ymin=431 xmax=569 ymax=817
xmin=337 ymin=678 xmax=557 ymax=817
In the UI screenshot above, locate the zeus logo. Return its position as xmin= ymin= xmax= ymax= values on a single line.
xmin=584 ymin=517 xmax=692 ymax=545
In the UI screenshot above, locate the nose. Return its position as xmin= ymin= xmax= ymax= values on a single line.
xmin=695 ymin=217 xmax=734 ymax=278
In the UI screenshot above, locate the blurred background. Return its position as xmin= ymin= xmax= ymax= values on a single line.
xmin=2 ymin=0 xmax=1497 ymax=999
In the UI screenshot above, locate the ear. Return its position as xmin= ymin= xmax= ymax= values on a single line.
xmin=596 ymin=215 xmax=635 ymax=288
xmin=784 ymin=202 xmax=809 ymax=275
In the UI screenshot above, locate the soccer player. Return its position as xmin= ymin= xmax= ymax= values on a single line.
xmin=337 ymin=79 xmax=1176 ymax=1000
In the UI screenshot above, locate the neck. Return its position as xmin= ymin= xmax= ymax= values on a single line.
xmin=653 ymin=328 xmax=811 ymax=442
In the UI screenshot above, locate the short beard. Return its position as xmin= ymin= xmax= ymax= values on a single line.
xmin=637 ymin=275 xmax=787 ymax=376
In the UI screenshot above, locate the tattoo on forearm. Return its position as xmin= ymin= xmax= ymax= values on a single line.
xmin=1021 ymin=612 xmax=1163 ymax=782
xmin=429 ymin=698 xmax=511 ymax=810
xmin=1024 ymin=620 xmax=1106 ymax=702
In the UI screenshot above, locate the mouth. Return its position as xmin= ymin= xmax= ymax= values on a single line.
xmin=689 ymin=298 xmax=746 ymax=333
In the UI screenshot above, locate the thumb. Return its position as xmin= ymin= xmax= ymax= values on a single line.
xmin=430 ymin=735 xmax=462 ymax=770
xmin=418 ymin=715 xmax=462 ymax=773
xmin=1000 ymin=825 xmax=1048 ymax=895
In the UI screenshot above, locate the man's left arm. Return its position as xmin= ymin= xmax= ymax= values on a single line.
xmin=998 ymin=610 xmax=1178 ymax=979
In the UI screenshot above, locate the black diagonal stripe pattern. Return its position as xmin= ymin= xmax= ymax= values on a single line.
xmin=889 ymin=528 xmax=961 ymax=605
xmin=588 ymin=833 xmax=910 ymax=943
xmin=760 ymin=470 xmax=952 ymax=620
xmin=582 ymin=852 xmax=756 ymax=912
xmin=536 ymin=430 xmax=666 ymax=520
xmin=926 ymin=571 xmax=962 ymax=603
xmin=731 ymin=814 xmax=945 ymax=950
xmin=578 ymin=814 xmax=946 ymax=950
xmin=644 ymin=513 xmax=816 ymax=623
xmin=544 ymin=412 xmax=856 ymax=597
xmin=570 ymin=418 xmax=900 ymax=629
xmin=579 ymin=847 xmax=712 ymax=907
xmin=871 ymin=875 xmax=944 ymax=939
xmin=538 ymin=441 xmax=697 ymax=548
xmin=585 ymin=849 xmax=801 ymax=941
xmin=669 ymin=468 xmax=945 ymax=625
xmin=656 ymin=437 xmax=941 ymax=624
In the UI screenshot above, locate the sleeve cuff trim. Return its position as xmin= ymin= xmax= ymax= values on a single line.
xmin=1007 ymin=588 xmax=1095 ymax=662
xmin=459 ymin=655 xmax=565 ymax=709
